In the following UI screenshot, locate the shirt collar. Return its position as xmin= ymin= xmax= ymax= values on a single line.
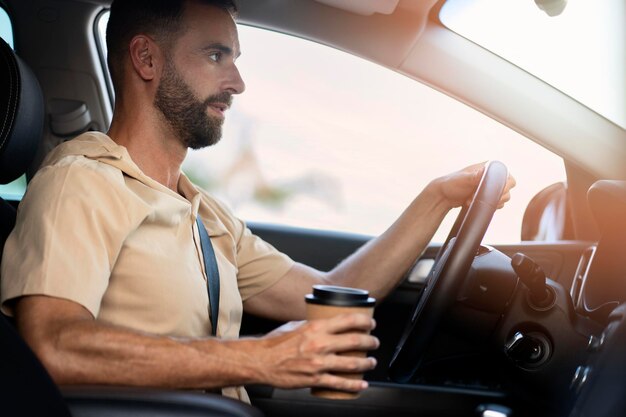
xmin=44 ymin=132 xmax=229 ymax=236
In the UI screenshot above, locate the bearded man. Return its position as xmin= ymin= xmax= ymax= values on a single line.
xmin=1 ymin=0 xmax=514 ymax=402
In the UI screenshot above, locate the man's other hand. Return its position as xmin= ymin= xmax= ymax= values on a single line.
xmin=254 ymin=313 xmax=379 ymax=392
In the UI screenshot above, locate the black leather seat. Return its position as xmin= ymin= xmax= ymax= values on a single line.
xmin=0 ymin=33 xmax=72 ymax=417
xmin=0 ymin=36 xmax=42 ymax=255
xmin=0 ymin=37 xmax=262 ymax=417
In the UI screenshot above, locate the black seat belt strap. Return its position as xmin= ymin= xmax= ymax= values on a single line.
xmin=196 ymin=217 xmax=220 ymax=336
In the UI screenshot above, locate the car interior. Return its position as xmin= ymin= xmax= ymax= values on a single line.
xmin=0 ymin=0 xmax=625 ymax=416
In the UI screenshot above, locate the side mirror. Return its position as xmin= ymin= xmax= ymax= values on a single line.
xmin=521 ymin=182 xmax=573 ymax=241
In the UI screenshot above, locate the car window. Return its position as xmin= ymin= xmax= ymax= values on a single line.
xmin=94 ymin=16 xmax=565 ymax=244
xmin=182 ymin=25 xmax=565 ymax=244
xmin=0 ymin=6 xmax=26 ymax=201
xmin=0 ymin=6 xmax=13 ymax=47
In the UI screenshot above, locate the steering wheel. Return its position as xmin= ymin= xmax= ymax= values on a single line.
xmin=388 ymin=160 xmax=509 ymax=383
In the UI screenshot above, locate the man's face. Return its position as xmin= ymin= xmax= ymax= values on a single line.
xmin=153 ymin=2 xmax=245 ymax=149
xmin=154 ymin=60 xmax=231 ymax=149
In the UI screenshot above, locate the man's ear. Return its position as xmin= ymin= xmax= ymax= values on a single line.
xmin=128 ymin=35 xmax=161 ymax=81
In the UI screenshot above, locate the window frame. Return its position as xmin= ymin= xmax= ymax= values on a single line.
xmin=94 ymin=9 xmax=115 ymax=109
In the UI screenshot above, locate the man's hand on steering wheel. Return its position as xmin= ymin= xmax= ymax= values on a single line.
xmin=432 ymin=162 xmax=516 ymax=209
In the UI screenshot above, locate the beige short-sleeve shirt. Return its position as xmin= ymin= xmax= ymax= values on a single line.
xmin=0 ymin=132 xmax=294 ymax=398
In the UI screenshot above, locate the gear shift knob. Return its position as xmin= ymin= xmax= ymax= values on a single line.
xmin=511 ymin=253 xmax=552 ymax=307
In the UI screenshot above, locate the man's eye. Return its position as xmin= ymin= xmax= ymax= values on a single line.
xmin=208 ymin=52 xmax=222 ymax=62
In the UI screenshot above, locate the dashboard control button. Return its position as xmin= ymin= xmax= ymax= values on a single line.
xmin=587 ymin=333 xmax=605 ymax=352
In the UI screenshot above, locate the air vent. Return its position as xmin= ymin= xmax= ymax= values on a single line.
xmin=570 ymin=246 xmax=596 ymax=308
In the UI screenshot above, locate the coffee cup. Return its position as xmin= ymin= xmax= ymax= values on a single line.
xmin=305 ymin=285 xmax=376 ymax=400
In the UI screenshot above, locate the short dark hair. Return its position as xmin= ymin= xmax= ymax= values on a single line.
xmin=106 ymin=0 xmax=238 ymax=94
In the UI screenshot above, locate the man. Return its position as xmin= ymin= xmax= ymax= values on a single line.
xmin=0 ymin=0 xmax=514 ymax=402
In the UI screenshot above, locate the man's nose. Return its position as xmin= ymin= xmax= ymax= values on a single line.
xmin=225 ymin=64 xmax=245 ymax=95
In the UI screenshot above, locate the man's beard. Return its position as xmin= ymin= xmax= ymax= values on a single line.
xmin=154 ymin=62 xmax=232 ymax=150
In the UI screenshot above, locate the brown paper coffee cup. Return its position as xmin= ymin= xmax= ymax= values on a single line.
xmin=305 ymin=285 xmax=376 ymax=400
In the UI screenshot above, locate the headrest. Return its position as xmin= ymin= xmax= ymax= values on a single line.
xmin=0 ymin=37 xmax=44 ymax=185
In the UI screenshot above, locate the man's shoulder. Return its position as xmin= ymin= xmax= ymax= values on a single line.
xmin=19 ymin=151 xmax=149 ymax=230
xmin=33 ymin=153 xmax=125 ymax=192
xmin=35 ymin=132 xmax=130 ymax=183
xmin=23 ymin=152 xmax=133 ymax=215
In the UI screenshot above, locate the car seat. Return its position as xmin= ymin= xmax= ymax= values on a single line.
xmin=521 ymin=182 xmax=573 ymax=241
xmin=0 ymin=36 xmax=262 ymax=417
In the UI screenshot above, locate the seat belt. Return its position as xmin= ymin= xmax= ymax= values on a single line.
xmin=196 ymin=217 xmax=221 ymax=336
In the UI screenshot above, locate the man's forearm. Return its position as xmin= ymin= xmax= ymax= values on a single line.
xmin=325 ymin=180 xmax=451 ymax=300
xmin=242 ymin=179 xmax=453 ymax=321
xmin=325 ymin=162 xmax=513 ymax=301
xmin=16 ymin=295 xmax=377 ymax=392
xmin=32 ymin=318 xmax=262 ymax=389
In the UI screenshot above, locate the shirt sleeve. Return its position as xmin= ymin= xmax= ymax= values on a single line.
xmin=234 ymin=222 xmax=295 ymax=301
xmin=0 ymin=157 xmax=148 ymax=317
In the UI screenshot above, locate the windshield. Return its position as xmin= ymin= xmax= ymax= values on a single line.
xmin=440 ymin=0 xmax=626 ymax=129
